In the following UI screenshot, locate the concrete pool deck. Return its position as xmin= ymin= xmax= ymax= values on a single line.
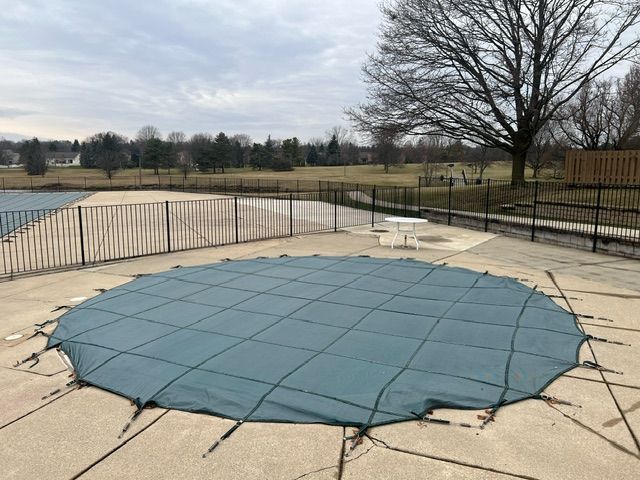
xmin=0 ymin=218 xmax=639 ymax=479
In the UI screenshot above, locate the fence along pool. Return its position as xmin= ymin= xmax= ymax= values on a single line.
xmin=1 ymin=181 xmax=638 ymax=277
xmin=0 ymin=191 xmax=382 ymax=277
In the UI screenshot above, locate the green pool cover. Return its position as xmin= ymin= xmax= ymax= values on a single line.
xmin=47 ymin=256 xmax=586 ymax=427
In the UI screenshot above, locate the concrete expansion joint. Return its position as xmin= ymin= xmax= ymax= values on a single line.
xmin=363 ymin=432 xmax=541 ymax=480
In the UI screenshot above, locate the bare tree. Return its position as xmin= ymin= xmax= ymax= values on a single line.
xmin=167 ymin=131 xmax=187 ymax=175
xmin=373 ymin=127 xmax=403 ymax=173
xmin=166 ymin=131 xmax=186 ymax=145
xmin=326 ymin=126 xmax=353 ymax=145
xmin=230 ymin=133 xmax=252 ymax=168
xmin=176 ymin=150 xmax=192 ymax=179
xmin=135 ymin=125 xmax=162 ymax=175
xmin=527 ymin=124 xmax=560 ymax=179
xmin=347 ymin=0 xmax=640 ymax=184
xmin=557 ymin=80 xmax=615 ymax=149
xmin=611 ymin=65 xmax=640 ymax=148
xmin=469 ymin=145 xmax=494 ymax=180
xmin=558 ymin=65 xmax=640 ymax=149
xmin=136 ymin=125 xmax=162 ymax=143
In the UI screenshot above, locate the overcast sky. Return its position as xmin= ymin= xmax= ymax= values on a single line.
xmin=0 ymin=0 xmax=381 ymax=142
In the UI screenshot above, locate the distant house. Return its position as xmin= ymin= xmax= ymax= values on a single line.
xmin=359 ymin=151 xmax=375 ymax=164
xmin=0 ymin=149 xmax=20 ymax=167
xmin=46 ymin=152 xmax=80 ymax=167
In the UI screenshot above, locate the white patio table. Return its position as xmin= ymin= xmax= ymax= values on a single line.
xmin=384 ymin=216 xmax=429 ymax=250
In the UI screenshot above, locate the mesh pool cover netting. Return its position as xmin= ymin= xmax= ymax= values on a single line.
xmin=47 ymin=256 xmax=586 ymax=428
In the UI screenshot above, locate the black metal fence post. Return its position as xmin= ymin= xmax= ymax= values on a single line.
xmin=78 ymin=206 xmax=86 ymax=266
xmin=447 ymin=176 xmax=453 ymax=226
xmin=234 ymin=197 xmax=239 ymax=243
xmin=403 ymin=187 xmax=408 ymax=217
xmin=289 ymin=193 xmax=293 ymax=236
xmin=334 ymin=190 xmax=338 ymax=232
xmin=484 ymin=178 xmax=491 ymax=232
xmin=531 ymin=181 xmax=539 ymax=241
xmin=593 ymin=182 xmax=602 ymax=252
xmin=371 ymin=187 xmax=376 ymax=227
xmin=165 ymin=201 xmax=171 ymax=252
xmin=418 ymin=183 xmax=421 ymax=212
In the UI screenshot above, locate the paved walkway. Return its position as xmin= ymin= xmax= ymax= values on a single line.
xmin=0 ymin=222 xmax=639 ymax=479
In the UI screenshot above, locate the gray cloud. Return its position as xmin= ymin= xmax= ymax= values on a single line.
xmin=0 ymin=0 xmax=380 ymax=142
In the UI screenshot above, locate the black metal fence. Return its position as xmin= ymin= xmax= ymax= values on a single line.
xmin=415 ymin=178 xmax=640 ymax=248
xmin=0 ymin=175 xmax=378 ymax=195
xmin=1 ymin=179 xmax=638 ymax=278
xmin=0 ymin=191 xmax=381 ymax=278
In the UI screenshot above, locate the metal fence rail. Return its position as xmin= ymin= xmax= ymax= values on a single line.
xmin=0 ymin=175 xmax=382 ymax=195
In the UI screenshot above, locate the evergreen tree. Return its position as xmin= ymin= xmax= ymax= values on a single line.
xmin=71 ymin=139 xmax=80 ymax=152
xmin=190 ymin=133 xmax=215 ymax=172
xmin=326 ymin=134 xmax=340 ymax=165
xmin=250 ymin=143 xmax=264 ymax=170
xmin=20 ymin=138 xmax=47 ymax=176
xmin=306 ymin=144 xmax=319 ymax=166
xmin=143 ymin=137 xmax=168 ymax=175
xmin=282 ymin=137 xmax=302 ymax=166
xmin=231 ymin=140 xmax=244 ymax=168
xmin=212 ymin=132 xmax=232 ymax=173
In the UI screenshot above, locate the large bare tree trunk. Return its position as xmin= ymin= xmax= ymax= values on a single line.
xmin=511 ymin=151 xmax=527 ymax=185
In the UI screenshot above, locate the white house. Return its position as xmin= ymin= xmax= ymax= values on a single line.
xmin=0 ymin=149 xmax=20 ymax=168
xmin=46 ymin=152 xmax=81 ymax=167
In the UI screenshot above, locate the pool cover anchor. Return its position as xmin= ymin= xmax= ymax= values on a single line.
xmin=202 ymin=420 xmax=244 ymax=458
xmin=50 ymin=305 xmax=72 ymax=313
xmin=412 ymin=411 xmax=479 ymax=429
xmin=344 ymin=425 xmax=368 ymax=457
xmin=41 ymin=379 xmax=79 ymax=400
xmin=576 ymin=313 xmax=614 ymax=323
xmin=537 ymin=393 xmax=582 ymax=408
xmin=581 ymin=360 xmax=624 ymax=375
xmin=587 ymin=334 xmax=630 ymax=346
xmin=13 ymin=348 xmax=47 ymax=369
xmin=118 ymin=402 xmax=145 ymax=439
xmin=34 ymin=319 xmax=58 ymax=329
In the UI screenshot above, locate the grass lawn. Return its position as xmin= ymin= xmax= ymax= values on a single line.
xmin=0 ymin=161 xmax=551 ymax=189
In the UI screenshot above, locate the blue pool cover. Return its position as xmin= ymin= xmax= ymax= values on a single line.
xmin=48 ymin=256 xmax=586 ymax=427
xmin=0 ymin=192 xmax=86 ymax=236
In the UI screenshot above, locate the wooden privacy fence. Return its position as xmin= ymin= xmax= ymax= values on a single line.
xmin=565 ymin=150 xmax=640 ymax=185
